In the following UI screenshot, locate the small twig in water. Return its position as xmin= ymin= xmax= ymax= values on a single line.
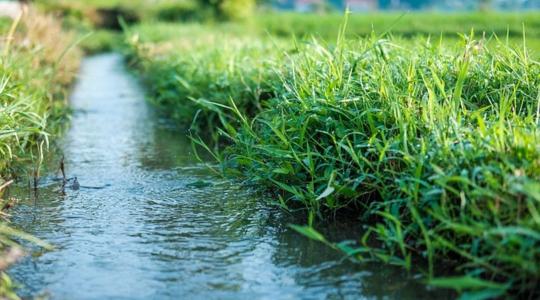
xmin=0 ymin=180 xmax=14 ymax=192
xmin=59 ymin=155 xmax=66 ymax=184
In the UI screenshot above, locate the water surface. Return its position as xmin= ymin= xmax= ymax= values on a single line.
xmin=8 ymin=54 xmax=446 ymax=299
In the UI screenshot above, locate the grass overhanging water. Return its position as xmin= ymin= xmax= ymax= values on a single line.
xmin=2 ymin=1 xmax=540 ymax=297
xmin=124 ymin=14 xmax=540 ymax=298
xmin=0 ymin=8 xmax=80 ymax=299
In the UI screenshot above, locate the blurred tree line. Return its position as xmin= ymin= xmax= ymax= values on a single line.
xmin=198 ymin=0 xmax=255 ymax=20
xmin=30 ymin=0 xmax=539 ymax=28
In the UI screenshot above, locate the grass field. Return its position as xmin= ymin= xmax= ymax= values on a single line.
xmin=125 ymin=13 xmax=540 ymax=298
xmin=257 ymin=12 xmax=540 ymax=38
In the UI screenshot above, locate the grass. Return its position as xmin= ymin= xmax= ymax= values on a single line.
xmin=125 ymin=13 xmax=540 ymax=298
xmin=256 ymin=12 xmax=540 ymax=39
xmin=79 ymin=29 xmax=122 ymax=54
xmin=0 ymin=9 xmax=80 ymax=299
xmin=125 ymin=23 xmax=284 ymax=138
xmin=34 ymin=0 xmax=208 ymax=54
xmin=39 ymin=0 xmax=540 ymax=55
xmin=1 ymin=11 xmax=80 ymax=173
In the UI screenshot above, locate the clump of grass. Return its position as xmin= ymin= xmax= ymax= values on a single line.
xmin=222 ymin=35 xmax=540 ymax=297
xmin=125 ymin=23 xmax=283 ymax=139
xmin=126 ymin=19 xmax=540 ymax=297
xmin=1 ymin=8 xmax=81 ymax=173
xmin=79 ymin=30 xmax=122 ymax=54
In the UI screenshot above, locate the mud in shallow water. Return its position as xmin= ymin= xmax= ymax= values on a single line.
xmin=7 ymin=54 xmax=448 ymax=299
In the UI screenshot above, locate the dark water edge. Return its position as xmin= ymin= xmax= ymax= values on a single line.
xmin=6 ymin=54 xmax=451 ymax=300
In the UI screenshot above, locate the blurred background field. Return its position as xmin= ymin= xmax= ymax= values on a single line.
xmin=0 ymin=0 xmax=531 ymax=56
xmin=14 ymin=0 xmax=539 ymax=54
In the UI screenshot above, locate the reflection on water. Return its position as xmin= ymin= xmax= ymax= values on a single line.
xmin=7 ymin=54 xmax=448 ymax=299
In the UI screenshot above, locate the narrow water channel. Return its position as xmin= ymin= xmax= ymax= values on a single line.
xmin=8 ymin=54 xmax=443 ymax=299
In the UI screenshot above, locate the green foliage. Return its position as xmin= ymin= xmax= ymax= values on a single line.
xmin=125 ymin=23 xmax=281 ymax=139
xmin=0 ymin=19 xmax=10 ymax=32
xmin=256 ymin=12 xmax=540 ymax=40
xmin=289 ymin=225 xmax=329 ymax=243
xmin=79 ymin=30 xmax=122 ymax=54
xmin=0 ymin=11 xmax=79 ymax=298
xmin=152 ymin=1 xmax=203 ymax=22
xmin=0 ymin=273 xmax=18 ymax=300
xmin=126 ymin=17 xmax=540 ymax=297
xmin=226 ymin=35 xmax=540 ymax=296
xmin=37 ymin=0 xmax=256 ymax=25
xmin=218 ymin=0 xmax=255 ymax=20
xmin=0 ymin=12 xmax=80 ymax=175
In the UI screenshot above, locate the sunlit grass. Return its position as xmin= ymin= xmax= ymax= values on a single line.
xmin=126 ymin=16 xmax=540 ymax=297
xmin=0 ymin=9 xmax=80 ymax=298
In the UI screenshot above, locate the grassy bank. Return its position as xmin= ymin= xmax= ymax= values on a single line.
xmin=125 ymin=23 xmax=284 ymax=138
xmin=0 ymin=9 xmax=80 ymax=299
xmin=125 ymin=14 xmax=540 ymax=298
xmin=0 ymin=10 xmax=80 ymax=175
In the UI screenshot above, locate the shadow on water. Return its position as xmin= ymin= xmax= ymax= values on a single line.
xmin=6 ymin=54 xmax=451 ymax=299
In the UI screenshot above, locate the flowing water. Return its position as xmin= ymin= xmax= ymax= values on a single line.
xmin=7 ymin=54 xmax=448 ymax=299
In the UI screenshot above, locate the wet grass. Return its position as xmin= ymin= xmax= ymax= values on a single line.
xmin=1 ymin=11 xmax=80 ymax=175
xmin=0 ymin=9 xmax=80 ymax=299
xmin=125 ymin=14 xmax=540 ymax=298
